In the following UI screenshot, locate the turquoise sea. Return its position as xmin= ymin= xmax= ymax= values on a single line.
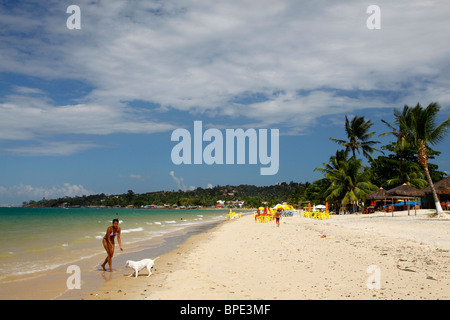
xmin=0 ymin=207 xmax=229 ymax=284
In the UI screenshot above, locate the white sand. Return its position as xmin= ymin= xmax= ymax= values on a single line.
xmin=85 ymin=210 xmax=450 ymax=300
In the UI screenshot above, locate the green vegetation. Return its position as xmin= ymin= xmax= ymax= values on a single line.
xmin=405 ymin=103 xmax=450 ymax=215
xmin=23 ymin=183 xmax=314 ymax=208
xmin=329 ymin=115 xmax=382 ymax=161
xmin=317 ymin=103 xmax=448 ymax=214
xmin=23 ymin=103 xmax=449 ymax=213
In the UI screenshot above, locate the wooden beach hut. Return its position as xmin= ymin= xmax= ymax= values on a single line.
xmin=385 ymin=183 xmax=425 ymax=216
xmin=421 ymin=175 xmax=450 ymax=210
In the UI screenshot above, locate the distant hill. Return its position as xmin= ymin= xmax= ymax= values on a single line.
xmin=23 ymin=181 xmax=314 ymax=208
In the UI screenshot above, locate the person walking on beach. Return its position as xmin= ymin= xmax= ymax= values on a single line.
xmin=101 ymin=218 xmax=123 ymax=272
xmin=275 ymin=208 xmax=281 ymax=227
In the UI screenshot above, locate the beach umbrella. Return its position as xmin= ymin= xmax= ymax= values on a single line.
xmin=325 ymin=202 xmax=328 ymax=212
xmin=308 ymin=203 xmax=311 ymax=211
xmin=274 ymin=204 xmax=294 ymax=211
xmin=315 ymin=205 xmax=325 ymax=212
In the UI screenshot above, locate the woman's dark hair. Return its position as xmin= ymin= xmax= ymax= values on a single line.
xmin=112 ymin=218 xmax=119 ymax=224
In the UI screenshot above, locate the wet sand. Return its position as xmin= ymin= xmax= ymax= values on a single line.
xmin=85 ymin=209 xmax=450 ymax=300
xmin=0 ymin=220 xmax=224 ymax=300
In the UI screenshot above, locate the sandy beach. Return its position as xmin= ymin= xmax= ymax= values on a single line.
xmin=85 ymin=210 xmax=450 ymax=300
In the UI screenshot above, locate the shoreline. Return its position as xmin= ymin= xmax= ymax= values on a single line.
xmin=84 ymin=220 xmax=229 ymax=300
xmin=0 ymin=218 xmax=227 ymax=300
xmin=59 ymin=218 xmax=228 ymax=300
xmin=85 ymin=209 xmax=450 ymax=300
xmin=20 ymin=206 xmax=248 ymax=210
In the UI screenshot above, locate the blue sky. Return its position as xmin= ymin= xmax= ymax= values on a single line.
xmin=1 ymin=0 xmax=449 ymax=205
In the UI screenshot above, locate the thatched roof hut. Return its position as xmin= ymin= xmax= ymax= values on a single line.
xmin=385 ymin=183 xmax=425 ymax=216
xmin=386 ymin=183 xmax=425 ymax=198
xmin=366 ymin=187 xmax=386 ymax=200
xmin=422 ymin=176 xmax=450 ymax=195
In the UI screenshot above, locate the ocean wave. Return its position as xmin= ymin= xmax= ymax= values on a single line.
xmin=121 ymin=227 xmax=144 ymax=233
xmin=0 ymin=252 xmax=14 ymax=259
xmin=8 ymin=262 xmax=62 ymax=276
xmin=165 ymin=220 xmax=177 ymax=224
xmin=95 ymin=227 xmax=144 ymax=237
xmin=3 ymin=250 xmax=104 ymax=278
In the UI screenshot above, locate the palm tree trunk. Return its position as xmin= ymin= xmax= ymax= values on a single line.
xmin=423 ymin=163 xmax=443 ymax=215
xmin=418 ymin=140 xmax=443 ymax=216
xmin=399 ymin=150 xmax=404 ymax=183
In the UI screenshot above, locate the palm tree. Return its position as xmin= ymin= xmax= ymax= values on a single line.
xmin=330 ymin=115 xmax=382 ymax=161
xmin=380 ymin=105 xmax=411 ymax=183
xmin=406 ymin=102 xmax=450 ymax=216
xmin=314 ymin=149 xmax=348 ymax=176
xmin=385 ymin=163 xmax=428 ymax=189
xmin=316 ymin=152 xmax=377 ymax=213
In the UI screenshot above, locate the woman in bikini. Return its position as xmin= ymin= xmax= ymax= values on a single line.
xmin=101 ymin=218 xmax=123 ymax=272
xmin=275 ymin=208 xmax=281 ymax=227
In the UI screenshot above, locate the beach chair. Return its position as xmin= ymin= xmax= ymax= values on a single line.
xmin=314 ymin=211 xmax=325 ymax=220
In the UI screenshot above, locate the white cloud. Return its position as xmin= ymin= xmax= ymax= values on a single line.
xmin=170 ymin=170 xmax=194 ymax=191
xmin=0 ymin=183 xmax=93 ymax=205
xmin=124 ymin=173 xmax=152 ymax=182
xmin=62 ymin=0 xmax=450 ymax=117
xmin=3 ymin=141 xmax=100 ymax=156
xmin=170 ymin=170 xmax=184 ymax=191
xmin=0 ymin=95 xmax=177 ymax=142
xmin=1 ymin=0 xmax=449 ymax=145
xmin=129 ymin=174 xmax=144 ymax=181
xmin=12 ymin=86 xmax=46 ymax=95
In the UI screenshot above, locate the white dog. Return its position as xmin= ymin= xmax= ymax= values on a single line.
xmin=125 ymin=257 xmax=159 ymax=278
